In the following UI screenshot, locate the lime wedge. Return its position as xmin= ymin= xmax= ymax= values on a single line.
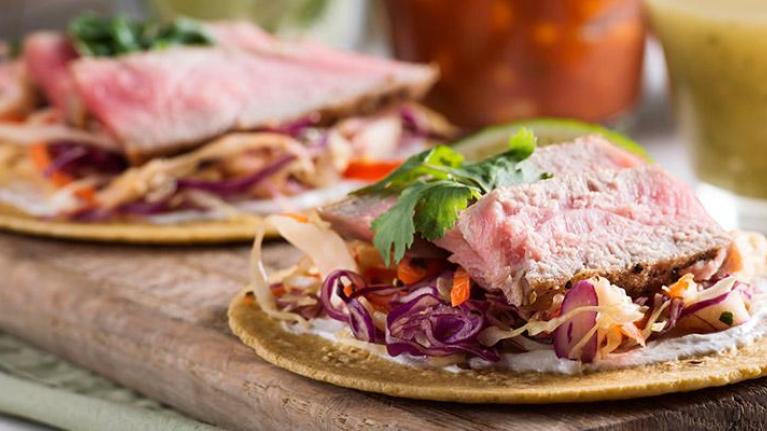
xmin=453 ymin=118 xmax=650 ymax=161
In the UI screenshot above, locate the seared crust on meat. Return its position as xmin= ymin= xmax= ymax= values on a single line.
xmin=527 ymin=245 xmax=730 ymax=306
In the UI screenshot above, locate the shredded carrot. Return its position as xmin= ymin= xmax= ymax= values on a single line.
xmin=270 ymin=284 xmax=286 ymax=298
xmin=397 ymin=256 xmax=428 ymax=285
xmin=28 ymin=143 xmax=74 ymax=187
xmin=397 ymin=256 xmax=445 ymax=285
xmin=722 ymin=244 xmax=744 ymax=275
xmin=666 ymin=274 xmax=694 ymax=298
xmin=282 ymin=212 xmax=309 ymax=223
xmin=29 ymin=143 xmax=51 ymax=171
xmin=342 ymin=159 xmax=402 ymax=181
xmin=51 ymin=171 xmax=75 ymax=187
xmin=364 ymin=266 xmax=397 ymax=285
xmin=343 ymin=284 xmax=354 ymax=298
xmin=243 ymin=291 xmax=255 ymax=305
xmin=74 ymin=185 xmax=98 ymax=206
xmin=451 ymin=266 xmax=472 ymax=307
xmin=603 ymin=326 xmax=623 ymax=354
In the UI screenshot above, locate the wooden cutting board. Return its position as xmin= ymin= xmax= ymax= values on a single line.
xmin=1 ymin=233 xmax=766 ymax=431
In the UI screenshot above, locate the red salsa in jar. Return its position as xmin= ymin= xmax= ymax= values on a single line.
xmin=385 ymin=0 xmax=646 ymax=127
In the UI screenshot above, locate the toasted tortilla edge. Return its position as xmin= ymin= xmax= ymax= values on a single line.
xmin=0 ymin=203 xmax=274 ymax=244
xmin=228 ymin=290 xmax=767 ymax=403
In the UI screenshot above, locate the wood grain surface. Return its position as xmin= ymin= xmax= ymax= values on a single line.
xmin=0 ymin=233 xmax=766 ymax=431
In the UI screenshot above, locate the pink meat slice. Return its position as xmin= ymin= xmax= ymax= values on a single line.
xmin=319 ymin=135 xmax=644 ymax=241
xmin=206 ymin=21 xmax=432 ymax=80
xmin=23 ymin=32 xmax=82 ymax=122
xmin=21 ymin=23 xmax=272 ymax=126
xmin=71 ymin=46 xmax=434 ymax=162
xmin=0 ymin=60 xmax=35 ymax=119
xmin=435 ymin=165 xmax=731 ymax=305
xmin=203 ymin=21 xmax=275 ymax=51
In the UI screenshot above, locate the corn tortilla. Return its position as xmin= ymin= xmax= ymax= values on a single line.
xmin=0 ymin=202 xmax=276 ymax=244
xmin=228 ymin=290 xmax=767 ymax=403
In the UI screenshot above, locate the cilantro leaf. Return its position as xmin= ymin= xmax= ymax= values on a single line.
xmin=370 ymin=182 xmax=429 ymax=265
xmin=719 ymin=311 xmax=734 ymax=326
xmin=363 ymin=128 xmax=547 ymax=265
xmin=463 ymin=126 xmax=541 ymax=190
xmin=372 ymin=181 xmax=480 ymax=265
xmin=413 ymin=181 xmax=480 ymax=241
xmin=356 ymin=146 xmax=464 ymax=195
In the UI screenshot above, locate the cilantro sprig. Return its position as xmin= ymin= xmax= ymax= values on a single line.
xmin=358 ymin=129 xmax=549 ymax=265
xmin=69 ymin=14 xmax=213 ymax=57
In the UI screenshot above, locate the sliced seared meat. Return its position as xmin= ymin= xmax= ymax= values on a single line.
xmin=202 ymin=21 xmax=274 ymax=51
xmin=23 ymin=33 xmax=82 ymax=123
xmin=319 ymin=194 xmax=397 ymax=242
xmin=319 ymin=135 xmax=644 ymax=241
xmin=72 ymin=47 xmax=434 ymax=163
xmin=206 ymin=21 xmax=430 ymax=84
xmin=0 ymin=61 xmax=35 ymax=120
xmin=436 ymin=165 xmax=731 ymax=306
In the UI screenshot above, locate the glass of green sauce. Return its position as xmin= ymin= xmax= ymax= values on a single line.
xmin=646 ymin=0 xmax=767 ymax=230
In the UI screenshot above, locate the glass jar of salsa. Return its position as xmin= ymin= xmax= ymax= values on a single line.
xmin=384 ymin=0 xmax=646 ymax=128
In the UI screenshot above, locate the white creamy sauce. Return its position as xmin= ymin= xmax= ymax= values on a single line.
xmin=0 ymin=179 xmax=363 ymax=223
xmin=474 ymin=294 xmax=767 ymax=374
xmin=235 ymin=181 xmax=363 ymax=214
xmin=0 ymin=181 xmax=59 ymax=216
xmin=282 ymin=317 xmax=449 ymax=369
xmin=147 ymin=181 xmax=362 ymax=224
xmin=289 ymin=281 xmax=767 ymax=375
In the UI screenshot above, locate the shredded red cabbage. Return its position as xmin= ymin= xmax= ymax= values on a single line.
xmin=677 ymin=279 xmax=748 ymax=320
xmin=319 ymin=269 xmax=498 ymax=361
xmin=346 ymin=299 xmax=379 ymax=342
xmin=348 ymin=284 xmax=401 ymax=300
xmin=72 ymin=153 xmax=297 ymax=220
xmin=679 ymin=292 xmax=731 ymax=319
xmin=46 ymin=141 xmax=127 ymax=178
xmin=662 ymin=297 xmax=684 ymax=333
xmin=633 ymin=296 xmax=649 ymax=306
xmin=399 ymin=106 xmax=447 ymax=140
xmin=260 ymin=114 xmax=321 ymax=137
xmin=309 ymin=266 xmax=752 ymax=365
xmin=319 ymin=269 xmax=382 ymax=342
xmin=320 ymin=270 xmax=362 ymax=321
xmin=70 ymin=197 xmax=175 ymax=221
xmin=553 ymin=280 xmax=598 ymax=363
xmin=273 ymin=283 xmax=323 ymax=320
xmin=481 ymin=291 xmax=528 ymax=329
xmin=178 ymin=154 xmax=295 ymax=196
xmin=385 ymin=293 xmax=499 ymax=362
xmin=120 ymin=199 xmax=177 ymax=215
xmin=305 ymin=133 xmax=329 ymax=157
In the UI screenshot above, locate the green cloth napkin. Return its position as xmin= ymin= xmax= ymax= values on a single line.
xmin=0 ymin=332 xmax=220 ymax=431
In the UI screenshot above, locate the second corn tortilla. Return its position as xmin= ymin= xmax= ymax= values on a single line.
xmin=228 ymin=290 xmax=767 ymax=403
xmin=0 ymin=202 xmax=276 ymax=244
